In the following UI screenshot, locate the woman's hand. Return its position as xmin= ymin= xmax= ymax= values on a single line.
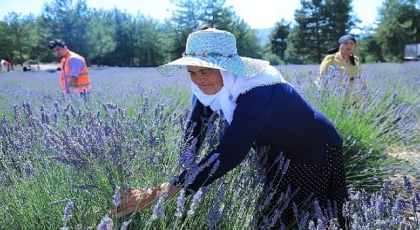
xmin=109 ymin=182 xmax=181 ymax=218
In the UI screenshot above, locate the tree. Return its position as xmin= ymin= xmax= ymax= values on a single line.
xmin=0 ymin=0 xmax=264 ymax=67
xmin=285 ymin=0 xmax=328 ymax=64
xmin=168 ymin=0 xmax=262 ymax=59
xmin=197 ymin=0 xmax=227 ymax=27
xmin=0 ymin=13 xmax=41 ymax=64
xmin=285 ymin=0 xmax=357 ymax=64
xmin=375 ymin=0 xmax=420 ymax=61
xmin=269 ymin=19 xmax=291 ymax=60
xmin=104 ymin=9 xmax=137 ymax=66
xmin=84 ymin=9 xmax=116 ymax=66
xmin=355 ymin=26 xmax=384 ymax=63
xmin=228 ymin=16 xmax=263 ymax=59
xmin=0 ymin=17 xmax=15 ymax=62
xmin=40 ymin=0 xmax=92 ymax=60
xmin=324 ymin=0 xmax=359 ymax=43
xmin=168 ymin=0 xmax=203 ymax=60
xmin=133 ymin=15 xmax=170 ymax=66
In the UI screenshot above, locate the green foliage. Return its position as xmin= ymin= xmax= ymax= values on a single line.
xmin=285 ymin=0 xmax=357 ymax=64
xmin=375 ymin=0 xmax=420 ymax=62
xmin=356 ymin=28 xmax=384 ymax=63
xmin=269 ymin=19 xmax=290 ymax=61
xmin=0 ymin=0 xmax=419 ymax=65
xmin=261 ymin=52 xmax=284 ymax=65
xmin=324 ymin=0 xmax=359 ymax=42
xmin=364 ymin=55 xmax=378 ymax=63
xmin=40 ymin=0 xmax=92 ymax=59
xmin=0 ymin=0 xmax=263 ymax=66
xmin=168 ymin=0 xmax=262 ymax=59
xmin=85 ymin=9 xmax=116 ymax=66
xmin=285 ymin=0 xmax=329 ymax=64
xmin=0 ymin=13 xmax=40 ymax=63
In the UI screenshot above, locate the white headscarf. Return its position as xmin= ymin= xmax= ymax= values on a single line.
xmin=191 ymin=65 xmax=286 ymax=124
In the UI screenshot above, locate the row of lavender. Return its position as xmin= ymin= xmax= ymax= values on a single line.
xmin=0 ymin=63 xmax=419 ymax=229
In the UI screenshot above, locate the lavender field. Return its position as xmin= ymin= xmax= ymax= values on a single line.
xmin=0 ymin=63 xmax=419 ymax=229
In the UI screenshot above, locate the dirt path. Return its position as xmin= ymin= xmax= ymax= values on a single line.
xmin=387 ymin=148 xmax=420 ymax=190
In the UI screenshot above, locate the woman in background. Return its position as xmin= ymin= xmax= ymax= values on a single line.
xmin=319 ymin=35 xmax=368 ymax=105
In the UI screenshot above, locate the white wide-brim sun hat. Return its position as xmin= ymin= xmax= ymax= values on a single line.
xmin=156 ymin=28 xmax=270 ymax=78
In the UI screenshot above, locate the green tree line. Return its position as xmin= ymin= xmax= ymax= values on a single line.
xmin=0 ymin=0 xmax=419 ymax=67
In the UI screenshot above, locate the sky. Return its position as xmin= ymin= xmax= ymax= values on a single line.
xmin=0 ymin=0 xmax=383 ymax=29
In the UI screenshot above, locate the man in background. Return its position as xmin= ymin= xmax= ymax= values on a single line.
xmin=48 ymin=39 xmax=91 ymax=98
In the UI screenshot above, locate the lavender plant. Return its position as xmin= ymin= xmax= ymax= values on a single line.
xmin=0 ymin=64 xmax=418 ymax=229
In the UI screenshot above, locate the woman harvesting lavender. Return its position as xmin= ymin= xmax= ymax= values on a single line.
xmin=111 ymin=28 xmax=348 ymax=228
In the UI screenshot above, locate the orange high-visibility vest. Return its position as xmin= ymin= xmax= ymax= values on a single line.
xmin=60 ymin=51 xmax=91 ymax=93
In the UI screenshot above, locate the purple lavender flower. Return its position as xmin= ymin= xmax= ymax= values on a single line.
xmin=151 ymin=197 xmax=165 ymax=220
xmin=23 ymin=160 xmax=38 ymax=178
xmin=391 ymin=196 xmax=405 ymax=226
xmin=313 ymin=200 xmax=328 ymax=229
xmin=415 ymin=190 xmax=420 ymax=204
xmin=263 ymin=190 xmax=276 ymax=208
xmin=148 ymin=133 xmax=157 ymax=148
xmin=274 ymin=152 xmax=284 ymax=164
xmin=375 ymin=194 xmax=386 ymax=217
xmin=97 ymin=214 xmax=113 ymax=230
xmin=175 ymin=189 xmax=187 ymax=217
xmin=282 ymin=159 xmax=290 ymax=175
xmin=108 ymin=174 xmax=115 ymax=188
xmin=208 ymin=160 xmax=220 ymax=177
xmin=113 ymin=186 xmax=121 ymax=207
xmin=403 ymin=175 xmax=413 ymax=193
xmin=382 ymin=179 xmax=392 ymax=195
xmin=179 ymin=151 xmax=195 ymax=169
xmin=298 ymin=211 xmax=309 ymax=229
xmin=207 ymin=185 xmax=227 ymax=227
xmin=186 ymin=153 xmax=219 ymax=185
xmin=188 ymin=189 xmax=205 ymax=215
xmin=13 ymin=105 xmax=20 ymax=121
xmin=120 ymin=219 xmax=132 ymax=230
xmin=268 ymin=208 xmax=282 ymax=228
xmin=62 ymin=200 xmax=74 ymax=221
xmin=307 ymin=220 xmax=316 ymax=230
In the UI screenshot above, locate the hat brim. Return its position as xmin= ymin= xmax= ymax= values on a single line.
xmin=156 ymin=55 xmax=269 ymax=78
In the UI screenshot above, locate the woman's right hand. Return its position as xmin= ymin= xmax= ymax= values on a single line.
xmin=109 ymin=187 xmax=160 ymax=218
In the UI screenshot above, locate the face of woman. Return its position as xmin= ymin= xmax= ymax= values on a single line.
xmin=339 ymin=39 xmax=356 ymax=55
xmin=188 ymin=66 xmax=223 ymax=95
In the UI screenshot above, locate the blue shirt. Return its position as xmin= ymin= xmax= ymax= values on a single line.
xmin=177 ymin=83 xmax=341 ymax=192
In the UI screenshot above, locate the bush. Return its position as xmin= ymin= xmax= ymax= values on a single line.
xmin=365 ymin=55 xmax=378 ymax=63
xmin=261 ymin=52 xmax=285 ymax=65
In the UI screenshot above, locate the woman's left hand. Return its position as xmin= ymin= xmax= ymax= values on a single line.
xmin=109 ymin=182 xmax=180 ymax=218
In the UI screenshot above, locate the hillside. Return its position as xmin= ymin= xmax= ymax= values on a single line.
xmin=254 ymin=27 xmax=274 ymax=45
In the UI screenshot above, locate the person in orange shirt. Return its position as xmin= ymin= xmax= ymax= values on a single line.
xmin=48 ymin=39 xmax=91 ymax=98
